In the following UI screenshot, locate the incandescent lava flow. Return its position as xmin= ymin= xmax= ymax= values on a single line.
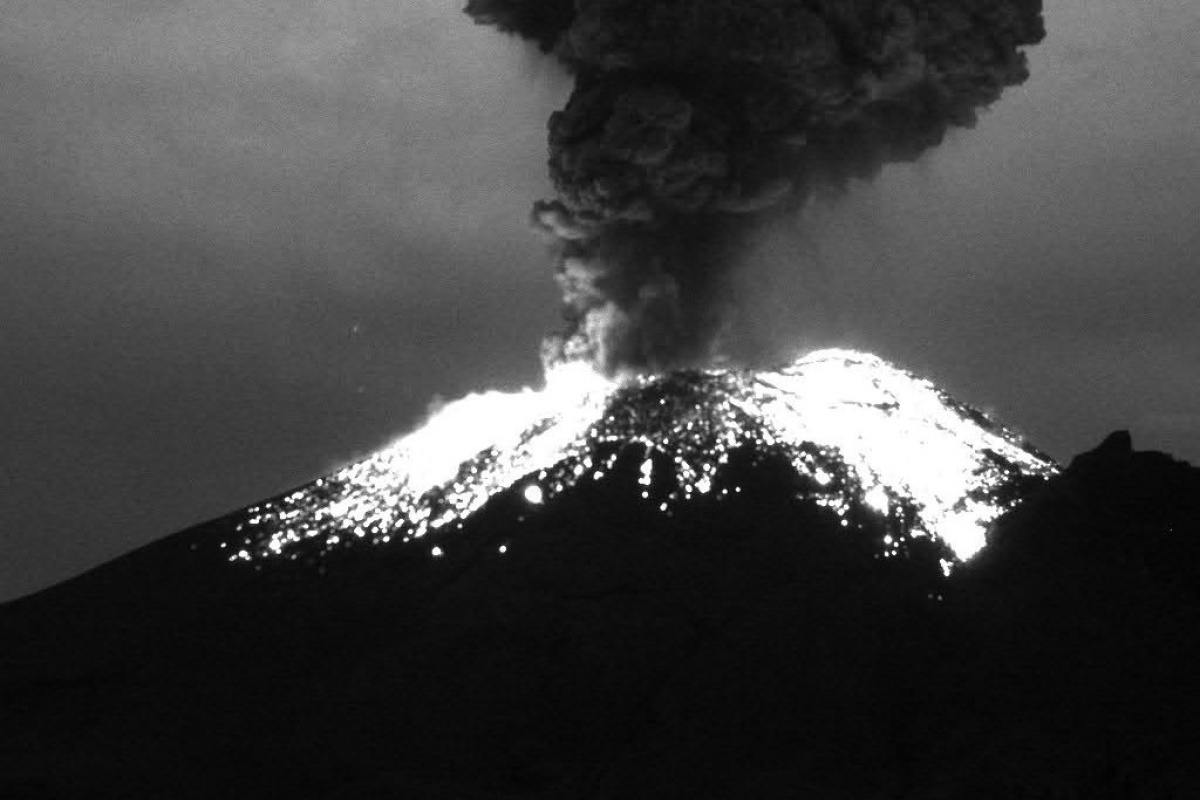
xmin=229 ymin=349 xmax=1056 ymax=569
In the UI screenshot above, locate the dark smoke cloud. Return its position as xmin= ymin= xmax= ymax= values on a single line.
xmin=467 ymin=0 xmax=1045 ymax=376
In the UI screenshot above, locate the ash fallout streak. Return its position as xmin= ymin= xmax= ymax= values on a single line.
xmin=466 ymin=0 xmax=1046 ymax=376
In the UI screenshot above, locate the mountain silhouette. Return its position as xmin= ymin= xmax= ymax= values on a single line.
xmin=2 ymin=357 xmax=1198 ymax=799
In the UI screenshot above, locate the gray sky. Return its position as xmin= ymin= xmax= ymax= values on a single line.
xmin=2 ymin=0 xmax=1198 ymax=601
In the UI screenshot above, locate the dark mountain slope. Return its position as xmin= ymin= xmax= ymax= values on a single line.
xmin=2 ymin=432 xmax=1197 ymax=799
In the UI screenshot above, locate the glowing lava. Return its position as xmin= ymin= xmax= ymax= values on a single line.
xmin=230 ymin=350 xmax=1057 ymax=565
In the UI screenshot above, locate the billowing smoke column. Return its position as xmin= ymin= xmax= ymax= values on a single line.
xmin=466 ymin=0 xmax=1044 ymax=376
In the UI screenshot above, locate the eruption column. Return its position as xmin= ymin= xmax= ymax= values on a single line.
xmin=467 ymin=0 xmax=1046 ymax=375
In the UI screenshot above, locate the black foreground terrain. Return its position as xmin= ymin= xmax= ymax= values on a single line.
xmin=2 ymin=431 xmax=1198 ymax=799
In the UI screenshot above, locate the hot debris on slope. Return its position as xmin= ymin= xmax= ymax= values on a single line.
xmin=1 ymin=365 xmax=1197 ymax=798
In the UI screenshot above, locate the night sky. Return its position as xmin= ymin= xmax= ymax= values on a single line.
xmin=3 ymin=0 xmax=1198 ymax=602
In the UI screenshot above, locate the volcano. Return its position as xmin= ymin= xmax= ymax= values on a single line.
xmin=3 ymin=353 xmax=1198 ymax=799
xmin=229 ymin=350 xmax=1056 ymax=569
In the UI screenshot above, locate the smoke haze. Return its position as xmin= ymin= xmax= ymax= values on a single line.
xmin=467 ymin=0 xmax=1045 ymax=375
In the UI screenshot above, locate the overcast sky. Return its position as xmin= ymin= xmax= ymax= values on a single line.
xmin=3 ymin=0 xmax=1198 ymax=601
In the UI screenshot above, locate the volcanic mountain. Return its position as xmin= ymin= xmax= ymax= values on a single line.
xmin=227 ymin=350 xmax=1056 ymax=568
xmin=2 ymin=352 xmax=1198 ymax=799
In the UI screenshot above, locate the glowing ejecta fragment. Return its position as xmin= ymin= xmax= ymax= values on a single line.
xmin=639 ymin=458 xmax=654 ymax=487
xmin=231 ymin=350 xmax=1057 ymax=566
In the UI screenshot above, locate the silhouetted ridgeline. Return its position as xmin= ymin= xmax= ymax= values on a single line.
xmin=1 ymin=431 xmax=1197 ymax=798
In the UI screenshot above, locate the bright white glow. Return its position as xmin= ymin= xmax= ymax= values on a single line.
xmin=638 ymin=457 xmax=654 ymax=486
xmin=743 ymin=350 xmax=1055 ymax=559
xmin=863 ymin=484 xmax=889 ymax=514
xmin=231 ymin=349 xmax=1056 ymax=566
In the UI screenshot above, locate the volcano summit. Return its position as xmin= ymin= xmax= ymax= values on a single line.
xmin=229 ymin=349 xmax=1056 ymax=569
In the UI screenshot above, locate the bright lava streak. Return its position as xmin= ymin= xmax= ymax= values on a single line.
xmin=231 ymin=350 xmax=1057 ymax=566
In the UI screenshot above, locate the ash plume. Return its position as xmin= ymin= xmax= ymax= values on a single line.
xmin=467 ymin=0 xmax=1045 ymax=376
